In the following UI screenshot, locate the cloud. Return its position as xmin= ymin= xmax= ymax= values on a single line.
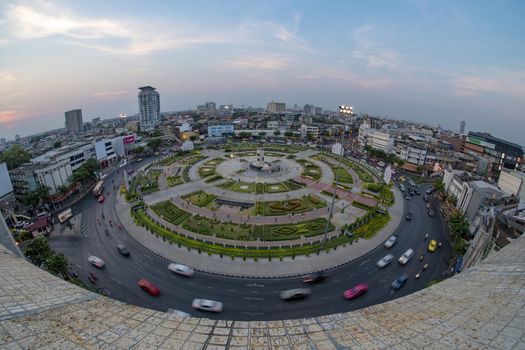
xmin=0 ymin=72 xmax=14 ymax=82
xmin=350 ymin=25 xmax=399 ymax=70
xmin=91 ymin=90 xmax=130 ymax=100
xmin=452 ymin=72 xmax=525 ymax=98
xmin=299 ymin=67 xmax=393 ymax=89
xmin=3 ymin=4 xmax=229 ymax=55
xmin=221 ymin=55 xmax=288 ymax=71
xmin=0 ymin=110 xmax=27 ymax=124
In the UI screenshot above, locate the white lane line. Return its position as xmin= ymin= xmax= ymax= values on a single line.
xmin=358 ymin=259 xmax=369 ymax=266
xmin=207 ymin=286 xmax=215 ymax=289
xmin=228 ymin=289 xmax=237 ymax=293
xmin=245 ymin=283 xmax=265 ymax=288
xmin=243 ymin=297 xmax=264 ymax=301
xmin=251 ymin=290 xmax=259 ymax=294
xmin=322 ymin=297 xmax=329 ymax=301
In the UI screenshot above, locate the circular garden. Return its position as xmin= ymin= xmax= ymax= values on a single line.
xmin=123 ymin=143 xmax=395 ymax=259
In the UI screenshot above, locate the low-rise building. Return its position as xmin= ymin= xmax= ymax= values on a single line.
xmin=31 ymin=142 xmax=94 ymax=172
xmin=9 ymin=159 xmax=72 ymax=198
xmin=300 ymin=124 xmax=319 ymax=139
xmin=267 ymin=101 xmax=286 ymax=114
xmin=498 ymin=169 xmax=525 ymax=200
xmin=207 ymin=124 xmax=234 ymax=138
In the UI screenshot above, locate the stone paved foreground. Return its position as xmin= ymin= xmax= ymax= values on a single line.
xmin=1 ymin=234 xmax=525 ymax=349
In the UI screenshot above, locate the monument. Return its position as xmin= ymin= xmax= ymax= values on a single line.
xmin=249 ymin=147 xmax=280 ymax=172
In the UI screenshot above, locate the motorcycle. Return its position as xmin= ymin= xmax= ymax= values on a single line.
xmin=424 ymin=233 xmax=429 ymax=240
xmin=105 ymin=229 xmax=109 ymax=236
xmin=415 ymin=270 xmax=422 ymax=279
xmin=423 ymin=263 xmax=430 ymax=270
xmin=419 ymin=254 xmax=424 ymax=261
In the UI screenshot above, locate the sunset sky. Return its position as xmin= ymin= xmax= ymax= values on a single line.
xmin=0 ymin=0 xmax=524 ymax=144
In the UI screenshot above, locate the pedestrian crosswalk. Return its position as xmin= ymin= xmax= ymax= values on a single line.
xmin=79 ymin=214 xmax=94 ymax=237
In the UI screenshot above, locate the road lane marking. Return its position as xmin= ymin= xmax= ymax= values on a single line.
xmin=228 ymin=289 xmax=237 ymax=292
xmin=359 ymin=259 xmax=369 ymax=266
xmin=322 ymin=297 xmax=329 ymax=301
xmin=207 ymin=286 xmax=215 ymax=289
xmin=245 ymin=283 xmax=265 ymax=288
xmin=243 ymin=297 xmax=264 ymax=301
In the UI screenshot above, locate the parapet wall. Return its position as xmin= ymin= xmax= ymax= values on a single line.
xmin=0 ymin=236 xmax=524 ymax=349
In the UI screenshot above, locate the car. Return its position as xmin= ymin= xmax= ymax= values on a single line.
xmin=168 ymin=263 xmax=195 ymax=277
xmin=343 ymin=283 xmax=369 ymax=300
xmin=116 ymin=244 xmax=130 ymax=256
xmin=192 ymin=299 xmax=223 ymax=312
xmin=279 ymin=288 xmax=311 ymax=301
xmin=138 ymin=279 xmax=160 ymax=296
xmin=87 ymin=255 xmax=105 ymax=268
xmin=426 ymin=187 xmax=435 ymax=194
xmin=423 ymin=195 xmax=429 ymax=202
xmin=428 ymin=239 xmax=437 ymax=252
xmin=98 ymin=195 xmax=105 ymax=203
xmin=391 ymin=274 xmax=409 ymax=290
xmin=415 ymin=190 xmax=420 ymax=195
xmin=398 ymin=249 xmax=414 ymax=265
xmin=426 ymin=203 xmax=431 ymax=209
xmin=406 ymin=212 xmax=413 ymax=221
xmin=377 ymin=254 xmax=394 ymax=268
xmin=399 ymin=176 xmax=406 ymax=182
xmin=302 ymin=272 xmax=326 ymax=284
xmin=405 ymin=195 xmax=410 ymax=200
xmin=428 ymin=209 xmax=435 ymax=217
xmin=384 ymin=235 xmax=398 ymax=248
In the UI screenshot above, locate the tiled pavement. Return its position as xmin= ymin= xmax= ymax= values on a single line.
xmin=1 ymin=232 xmax=525 ymax=349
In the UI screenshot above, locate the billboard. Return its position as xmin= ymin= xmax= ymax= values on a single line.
xmin=466 ymin=136 xmax=495 ymax=150
xmin=123 ymin=135 xmax=135 ymax=144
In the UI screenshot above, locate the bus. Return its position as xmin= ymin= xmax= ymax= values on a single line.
xmin=92 ymin=181 xmax=104 ymax=197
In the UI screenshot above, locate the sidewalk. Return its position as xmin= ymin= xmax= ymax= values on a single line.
xmin=115 ymin=186 xmax=405 ymax=278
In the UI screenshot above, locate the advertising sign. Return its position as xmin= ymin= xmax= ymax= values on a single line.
xmin=123 ymin=135 xmax=135 ymax=144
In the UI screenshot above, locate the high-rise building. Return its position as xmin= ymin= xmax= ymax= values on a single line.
xmin=14 ymin=134 xmax=20 ymax=141
xmin=460 ymin=120 xmax=466 ymax=134
xmin=304 ymin=104 xmax=314 ymax=115
xmin=65 ymin=109 xmax=83 ymax=134
xmin=267 ymin=101 xmax=286 ymax=113
xmin=138 ymin=86 xmax=161 ymax=129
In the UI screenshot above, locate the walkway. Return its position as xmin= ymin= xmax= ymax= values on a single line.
xmin=116 ymin=187 xmax=405 ymax=277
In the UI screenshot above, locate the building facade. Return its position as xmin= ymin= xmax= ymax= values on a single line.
xmin=207 ymin=124 xmax=234 ymax=138
xmin=464 ymin=132 xmax=523 ymax=175
xmin=267 ymin=101 xmax=286 ymax=113
xmin=9 ymin=160 xmax=72 ymax=197
xmin=138 ymin=86 xmax=161 ymax=129
xmin=300 ymin=124 xmax=319 ymax=139
xmin=396 ymin=145 xmax=427 ymax=165
xmin=498 ymin=169 xmax=525 ymax=200
xmin=65 ymin=109 xmax=83 ymax=134
xmin=31 ymin=143 xmax=94 ymax=172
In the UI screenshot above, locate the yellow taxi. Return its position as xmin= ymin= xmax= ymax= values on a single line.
xmin=428 ymin=239 xmax=437 ymax=252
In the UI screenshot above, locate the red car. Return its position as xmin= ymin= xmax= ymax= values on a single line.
xmin=343 ymin=283 xmax=369 ymax=300
xmin=138 ymin=279 xmax=160 ymax=296
xmin=98 ymin=195 xmax=105 ymax=203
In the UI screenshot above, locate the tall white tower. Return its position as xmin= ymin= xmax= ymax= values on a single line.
xmin=138 ymin=86 xmax=160 ymax=129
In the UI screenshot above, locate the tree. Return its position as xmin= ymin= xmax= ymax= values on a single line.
xmin=450 ymin=212 xmax=469 ymax=238
xmin=284 ymin=131 xmax=294 ymax=138
xmin=71 ymin=158 xmax=99 ymax=184
xmin=134 ymin=145 xmax=145 ymax=154
xmin=238 ymin=131 xmax=251 ymax=139
xmin=45 ymin=252 xmax=71 ymax=279
xmin=258 ymin=131 xmax=266 ymax=137
xmin=147 ymin=138 xmax=162 ymax=152
xmin=189 ymin=135 xmax=197 ymax=141
xmin=0 ymin=144 xmax=31 ymax=170
xmin=432 ymin=179 xmax=445 ymax=194
xmin=24 ymin=236 xmax=52 ymax=267
xmin=53 ymin=141 xmax=62 ymax=149
xmin=273 ymin=130 xmax=281 ymax=136
xmin=151 ymin=130 xmax=162 ymax=137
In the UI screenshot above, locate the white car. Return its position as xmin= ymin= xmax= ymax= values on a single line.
xmin=168 ymin=263 xmax=195 ymax=277
xmin=377 ymin=254 xmax=394 ymax=268
xmin=384 ymin=235 xmax=397 ymax=248
xmin=191 ymin=299 xmax=223 ymax=313
xmin=87 ymin=255 xmax=105 ymax=268
xmin=279 ymin=288 xmax=311 ymax=300
xmin=398 ymin=249 xmax=414 ymax=265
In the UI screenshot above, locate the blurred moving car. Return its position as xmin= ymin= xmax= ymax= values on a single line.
xmin=428 ymin=209 xmax=435 ymax=217
xmin=384 ymin=235 xmax=397 ymax=248
xmin=279 ymin=288 xmax=311 ymax=301
xmin=87 ymin=255 xmax=105 ymax=268
xmin=192 ymin=299 xmax=223 ymax=313
xmin=428 ymin=240 xmax=437 ymax=252
xmin=138 ymin=279 xmax=160 ymax=296
xmin=377 ymin=254 xmax=394 ymax=268
xmin=398 ymin=249 xmax=414 ymax=265
xmin=116 ymin=244 xmax=130 ymax=256
xmin=302 ymin=272 xmax=326 ymax=284
xmin=98 ymin=195 xmax=105 ymax=203
xmin=406 ymin=212 xmax=413 ymax=221
xmin=343 ymin=283 xmax=369 ymax=300
xmin=168 ymin=263 xmax=195 ymax=277
xmin=391 ymin=274 xmax=409 ymax=290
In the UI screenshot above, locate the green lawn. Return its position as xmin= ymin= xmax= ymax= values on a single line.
xmin=183 ymin=216 xmax=255 ymax=240
xmin=182 ymin=191 xmax=217 ymax=208
xmin=352 ymin=213 xmax=390 ymax=239
xmin=254 ymin=218 xmax=334 ymax=241
xmin=132 ymin=208 xmax=353 ymax=258
xmin=151 ymin=201 xmax=192 ymax=225
xmin=297 ymin=159 xmax=322 ymax=180
xmin=219 ymin=180 xmax=303 ymax=194
xmin=331 ymin=166 xmax=354 ymax=184
xmin=252 ymin=195 xmax=326 ymax=216
xmin=167 ymin=175 xmax=184 ymax=187
xmin=219 ymin=181 xmax=257 ymax=193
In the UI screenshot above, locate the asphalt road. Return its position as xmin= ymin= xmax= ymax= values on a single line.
xmin=49 ymin=158 xmax=454 ymax=321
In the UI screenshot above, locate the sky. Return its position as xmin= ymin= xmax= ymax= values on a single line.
xmin=0 ymin=0 xmax=524 ymax=145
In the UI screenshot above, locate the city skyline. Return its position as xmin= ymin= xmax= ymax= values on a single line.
xmin=1 ymin=0 xmax=524 ymax=144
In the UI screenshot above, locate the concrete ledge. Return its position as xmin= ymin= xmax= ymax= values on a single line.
xmin=1 ymin=233 xmax=525 ymax=348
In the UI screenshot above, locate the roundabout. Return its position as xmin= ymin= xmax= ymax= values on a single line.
xmin=120 ymin=144 xmax=400 ymax=276
xmin=44 ymin=143 xmax=451 ymax=321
